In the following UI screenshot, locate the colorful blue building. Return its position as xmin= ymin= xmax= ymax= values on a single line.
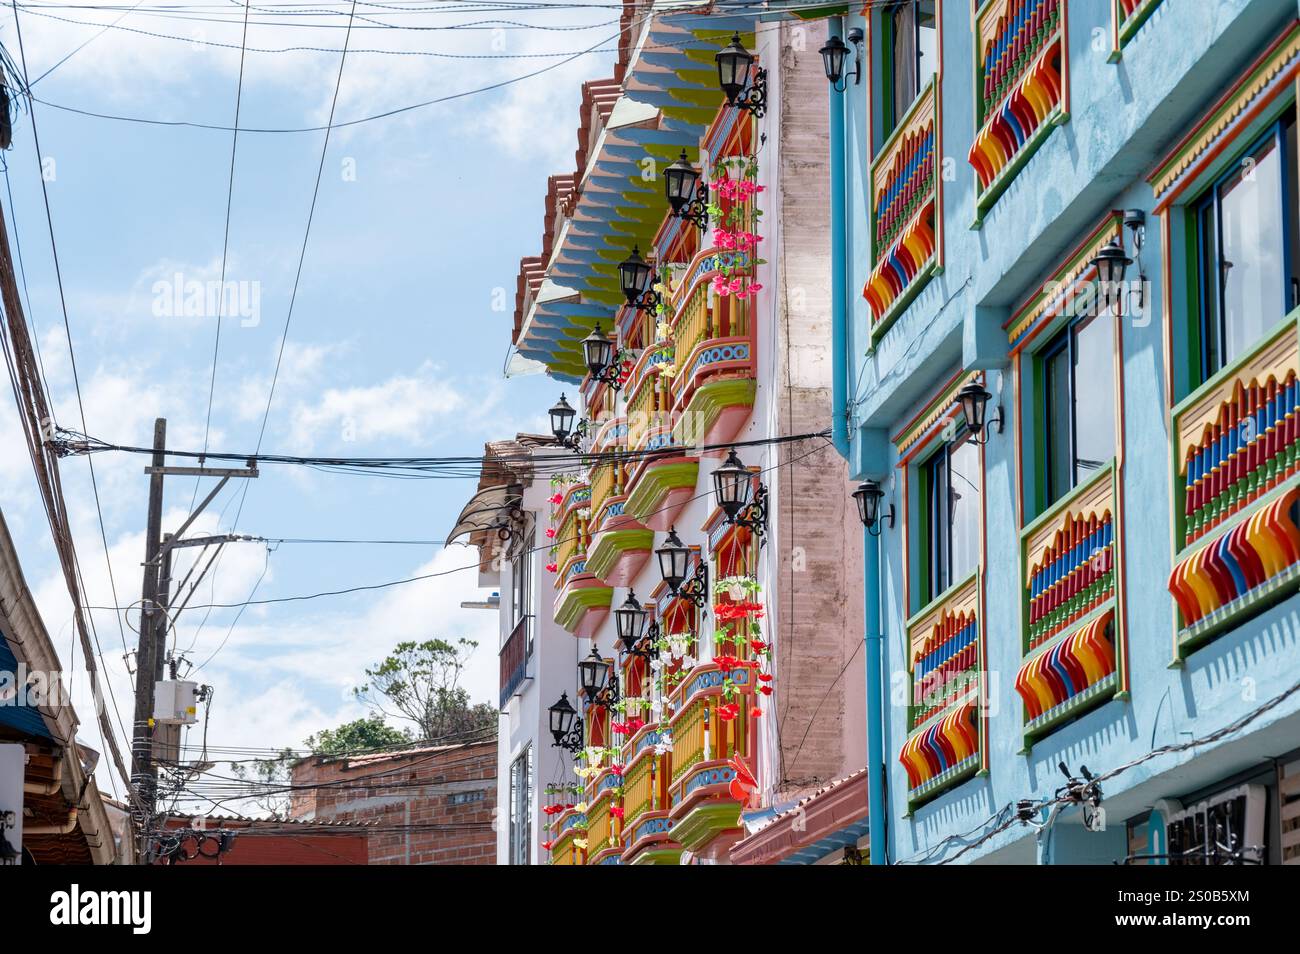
xmin=830 ymin=0 xmax=1300 ymax=863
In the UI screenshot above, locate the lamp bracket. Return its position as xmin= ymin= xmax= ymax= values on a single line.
xmin=729 ymin=482 xmax=769 ymax=546
xmin=673 ymin=181 xmax=710 ymax=232
xmin=731 ymin=67 xmax=768 ymax=118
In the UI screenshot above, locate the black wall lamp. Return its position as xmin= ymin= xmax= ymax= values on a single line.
xmin=656 ymin=527 xmax=709 ymax=608
xmin=955 ymin=381 xmax=1003 ymax=446
xmin=549 ymin=393 xmax=589 ymax=450
xmin=665 ymin=150 xmax=709 ymax=232
xmin=853 ymin=480 xmax=895 ymax=537
xmin=578 ymin=644 xmax=618 ymax=710
xmin=582 ymin=324 xmax=624 ymax=391
xmin=619 ymin=246 xmax=661 ymax=315
xmin=820 ymin=28 xmax=864 ymax=91
xmin=614 ymin=589 xmax=660 ymax=658
xmin=548 ymin=691 xmax=584 ymax=754
xmin=1089 ymin=210 xmax=1146 ymax=315
xmin=716 ymin=33 xmax=767 ymax=118
xmin=711 ymin=448 xmax=768 ymax=545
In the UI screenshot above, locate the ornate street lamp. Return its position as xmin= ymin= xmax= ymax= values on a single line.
xmin=665 ymin=150 xmax=709 ymax=231
xmin=954 ymin=381 xmax=1003 ymax=446
xmin=1090 ymin=238 xmax=1133 ymax=314
xmin=853 ymin=480 xmax=895 ymax=538
xmin=819 ymin=28 xmax=863 ymax=91
xmin=548 ymin=692 xmax=583 ymax=753
xmin=549 ymin=393 xmax=588 ymax=450
xmin=578 ymin=644 xmax=609 ymax=702
xmin=618 ymin=246 xmax=661 ymax=314
xmin=656 ymin=527 xmax=708 ymax=608
xmin=582 ymin=324 xmax=624 ymax=391
xmin=711 ymin=448 xmax=768 ymax=544
xmin=716 ymin=33 xmax=767 ymax=117
xmin=614 ymin=590 xmax=648 ymax=653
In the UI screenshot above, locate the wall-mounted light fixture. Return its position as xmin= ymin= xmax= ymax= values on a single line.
xmin=716 ymin=33 xmax=767 ymax=118
xmin=618 ymin=246 xmax=661 ymax=315
xmin=711 ymin=448 xmax=768 ymax=544
xmin=665 ymin=150 xmax=709 ymax=232
xmin=582 ymin=324 xmax=624 ymax=391
xmin=853 ymin=480 xmax=895 ymax=537
xmin=1090 ymin=210 xmax=1146 ymax=316
xmin=548 ymin=393 xmax=588 ymax=450
xmin=954 ymin=381 xmax=1003 ymax=446
xmin=614 ymin=589 xmax=660 ymax=658
xmin=547 ymin=692 xmax=584 ymax=754
xmin=819 ymin=28 xmax=864 ymax=91
xmin=656 ymin=527 xmax=709 ymax=608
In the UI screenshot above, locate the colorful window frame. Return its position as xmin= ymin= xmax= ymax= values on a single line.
xmin=968 ymin=0 xmax=1069 ymax=227
xmin=894 ymin=370 xmax=989 ymax=810
xmin=1149 ymin=22 xmax=1300 ymax=659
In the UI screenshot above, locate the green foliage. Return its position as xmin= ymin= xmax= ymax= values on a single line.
xmin=304 ymin=715 xmax=409 ymax=756
xmin=354 ymin=638 xmax=497 ymax=742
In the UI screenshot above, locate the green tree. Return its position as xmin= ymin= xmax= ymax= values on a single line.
xmin=304 ymin=715 xmax=410 ymax=756
xmin=354 ymin=638 xmax=497 ymax=742
xmin=227 ymin=747 xmax=296 ymax=820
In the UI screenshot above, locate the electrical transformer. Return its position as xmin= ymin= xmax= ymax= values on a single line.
xmin=153 ymin=680 xmax=200 ymax=726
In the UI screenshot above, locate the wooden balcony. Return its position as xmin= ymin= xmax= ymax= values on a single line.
xmin=587 ymin=445 xmax=652 ymax=586
xmin=968 ymin=0 xmax=1067 ymax=225
xmin=548 ymin=809 xmax=587 ymax=866
xmin=1018 ymin=461 xmax=1126 ymax=743
xmin=498 ymin=615 xmax=531 ymax=711
xmin=1167 ymin=311 xmax=1300 ymax=656
xmin=666 ymin=663 xmax=753 ymax=853
xmin=864 ymin=76 xmax=940 ymax=338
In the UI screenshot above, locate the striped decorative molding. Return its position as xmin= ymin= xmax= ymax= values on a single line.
xmin=1148 ymin=22 xmax=1300 ymax=208
xmin=898 ymin=696 xmax=980 ymax=808
xmin=892 ymin=369 xmax=982 ymax=460
xmin=906 ymin=572 xmax=982 ymax=729
xmin=864 ymin=78 xmax=942 ymax=338
xmin=1016 ymin=607 xmax=1118 ymax=739
xmin=1019 ymin=462 xmax=1126 ymax=739
xmin=1173 ymin=315 xmax=1300 ymax=549
xmin=969 ymin=0 xmax=1067 ymax=226
xmin=1110 ymin=0 xmax=1163 ymax=59
xmin=1168 ymin=314 xmax=1300 ymax=655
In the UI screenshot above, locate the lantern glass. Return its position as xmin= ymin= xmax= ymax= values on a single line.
xmin=665 ymin=150 xmax=700 ymax=213
xmin=1091 ymin=239 xmax=1133 ymax=292
xmin=955 ymin=382 xmax=990 ymax=434
xmin=548 ymin=692 xmax=577 ymax=740
xmin=578 ymin=645 xmax=608 ymax=699
xmin=716 ymin=33 xmax=753 ymax=103
xmin=582 ymin=324 xmax=614 ymax=377
xmin=618 ymin=246 xmax=654 ymax=305
xmin=853 ymin=481 xmax=882 ymax=528
xmin=549 ymin=393 xmax=576 ymax=442
xmin=819 ymin=35 xmax=849 ymax=84
xmin=656 ymin=527 xmax=690 ymax=590
xmin=712 ymin=448 xmax=752 ymax=518
xmin=614 ymin=590 xmax=648 ymax=651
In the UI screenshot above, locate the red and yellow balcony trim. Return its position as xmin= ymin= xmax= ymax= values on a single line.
xmin=865 ymin=77 xmax=942 ymax=339
xmin=1019 ymin=462 xmax=1128 ymax=741
xmin=899 ymin=695 xmax=980 ymax=809
xmin=1168 ymin=312 xmax=1300 ymax=656
xmin=968 ymin=0 xmax=1068 ymax=226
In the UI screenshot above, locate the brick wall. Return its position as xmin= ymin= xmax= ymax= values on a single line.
xmin=290 ymin=741 xmax=497 ymax=865
xmin=772 ymin=24 xmax=868 ymax=796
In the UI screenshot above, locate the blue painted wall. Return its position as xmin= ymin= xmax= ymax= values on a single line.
xmin=834 ymin=0 xmax=1300 ymax=863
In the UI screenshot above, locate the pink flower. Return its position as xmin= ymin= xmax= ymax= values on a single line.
xmin=546 ymin=563 xmax=558 ymax=573
xmin=545 ymin=527 xmax=556 ymax=539
xmin=549 ymin=492 xmax=564 ymax=505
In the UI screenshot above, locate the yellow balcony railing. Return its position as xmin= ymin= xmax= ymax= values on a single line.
xmin=622 ymin=753 xmax=655 ymax=832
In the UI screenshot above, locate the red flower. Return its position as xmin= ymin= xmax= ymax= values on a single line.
xmin=545 ymin=527 xmax=557 ymax=539
xmin=610 ymin=806 xmax=625 ymax=821
xmin=757 ymin=673 xmax=772 ymax=682
xmin=749 ymin=706 xmax=762 ymax=718
xmin=611 ymin=721 xmax=628 ymax=735
xmin=714 ymin=654 xmax=741 ymax=673
xmin=541 ymin=840 xmax=554 ymax=851
xmin=626 ymin=717 xmax=645 ymax=734
xmin=610 ymin=764 xmax=624 ymax=776
xmin=549 ymin=492 xmax=564 ymax=505
xmin=546 ymin=562 xmax=558 ymax=573
xmin=717 ymin=702 xmax=740 ymax=721
xmin=750 ymin=640 xmax=768 ymax=652
xmin=758 ymin=685 xmax=773 ymax=696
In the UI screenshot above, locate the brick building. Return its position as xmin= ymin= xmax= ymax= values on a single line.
xmin=156 ymin=815 xmax=370 ymax=866
xmin=290 ymin=741 xmax=496 ymax=865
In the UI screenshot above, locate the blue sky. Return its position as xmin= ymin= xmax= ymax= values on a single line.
xmin=0 ymin=1 xmax=618 ymax=803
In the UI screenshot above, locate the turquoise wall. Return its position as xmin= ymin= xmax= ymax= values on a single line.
xmin=836 ymin=0 xmax=1300 ymax=863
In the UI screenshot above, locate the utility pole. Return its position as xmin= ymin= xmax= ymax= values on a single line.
xmin=131 ymin=417 xmax=259 ymax=861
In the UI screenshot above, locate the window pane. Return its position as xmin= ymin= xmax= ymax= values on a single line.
xmin=1072 ymin=313 xmax=1116 ymax=483
xmin=917 ymin=1 xmax=937 ymax=82
xmin=1045 ymin=344 xmax=1072 ymax=503
xmin=1287 ymin=118 xmax=1300 ymax=313
xmin=1198 ymin=199 xmax=1222 ymax=379
xmin=948 ymin=437 xmax=981 ymax=585
xmin=1219 ymin=136 xmax=1285 ymax=365
xmin=890 ymin=1 xmax=917 ymax=127
xmin=926 ymin=449 xmax=950 ymax=599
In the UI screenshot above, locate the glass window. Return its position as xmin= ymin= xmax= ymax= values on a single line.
xmin=885 ymin=0 xmax=937 ymax=137
xmin=1196 ymin=116 xmax=1300 ymax=381
xmin=924 ymin=431 xmax=981 ymax=601
xmin=510 ymin=530 xmax=535 ymax=656
xmin=1043 ymin=313 xmax=1117 ymax=506
xmin=508 ymin=746 xmax=532 ymax=865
